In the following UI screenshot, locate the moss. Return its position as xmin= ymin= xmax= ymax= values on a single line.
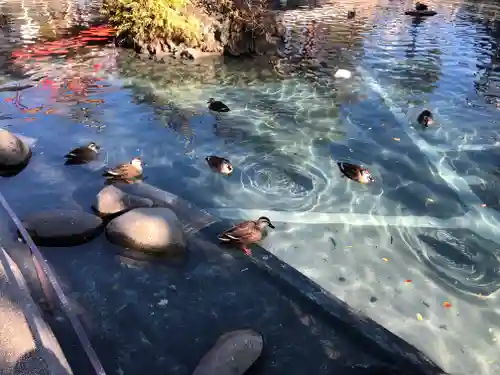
xmin=101 ymin=0 xmax=203 ymax=47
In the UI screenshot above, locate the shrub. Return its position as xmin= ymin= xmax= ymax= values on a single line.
xmin=102 ymin=0 xmax=203 ymax=47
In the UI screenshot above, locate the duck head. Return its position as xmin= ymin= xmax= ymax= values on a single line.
xmin=219 ymin=159 xmax=233 ymax=175
xmin=207 ymin=98 xmax=215 ymax=104
xmin=359 ymin=169 xmax=374 ymax=184
xmin=418 ymin=110 xmax=433 ymax=126
xmin=256 ymin=216 xmax=275 ymax=229
xmin=87 ymin=142 xmax=100 ymax=152
xmin=131 ymin=157 xmax=143 ymax=172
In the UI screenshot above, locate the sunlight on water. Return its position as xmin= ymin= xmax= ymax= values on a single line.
xmin=1 ymin=0 xmax=500 ymax=374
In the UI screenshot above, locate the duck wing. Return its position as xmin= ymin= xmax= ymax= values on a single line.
xmin=103 ymin=163 xmax=138 ymax=178
xmin=338 ymin=162 xmax=360 ymax=180
xmin=218 ymin=221 xmax=260 ymax=243
xmin=64 ymin=146 xmax=87 ymax=158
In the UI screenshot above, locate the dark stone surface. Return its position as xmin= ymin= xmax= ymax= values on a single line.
xmin=21 ymin=210 xmax=104 ymax=247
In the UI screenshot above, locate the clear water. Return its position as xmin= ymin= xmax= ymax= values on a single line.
xmin=1 ymin=0 xmax=500 ymax=374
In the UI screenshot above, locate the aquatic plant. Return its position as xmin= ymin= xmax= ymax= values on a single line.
xmin=102 ymin=0 xmax=203 ymax=47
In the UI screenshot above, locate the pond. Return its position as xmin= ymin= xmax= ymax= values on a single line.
xmin=1 ymin=0 xmax=500 ymax=374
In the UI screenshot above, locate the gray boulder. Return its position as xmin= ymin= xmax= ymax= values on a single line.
xmin=93 ymin=185 xmax=153 ymax=217
xmin=105 ymin=207 xmax=186 ymax=254
xmin=22 ymin=210 xmax=103 ymax=247
xmin=193 ymin=330 xmax=263 ymax=375
xmin=0 ymin=129 xmax=32 ymax=176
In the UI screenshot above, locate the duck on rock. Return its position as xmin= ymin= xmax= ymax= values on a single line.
xmin=208 ymin=98 xmax=230 ymax=112
xmin=206 ymin=156 xmax=233 ymax=175
xmin=103 ymin=157 xmax=143 ymax=182
xmin=218 ymin=216 xmax=275 ymax=256
xmin=417 ymin=110 xmax=433 ymax=127
xmin=64 ymin=142 xmax=100 ymax=165
xmin=338 ymin=162 xmax=374 ymax=184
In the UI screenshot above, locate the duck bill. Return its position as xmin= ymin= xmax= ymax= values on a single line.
xmin=426 ymin=118 xmax=433 ymax=125
xmin=268 ymin=223 xmax=276 ymax=229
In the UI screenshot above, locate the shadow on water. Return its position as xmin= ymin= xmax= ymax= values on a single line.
xmin=0 ymin=181 xmax=449 ymax=375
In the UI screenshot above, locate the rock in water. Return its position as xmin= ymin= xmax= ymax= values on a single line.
xmin=334 ymin=69 xmax=352 ymax=79
xmin=193 ymin=330 xmax=263 ymax=375
xmin=93 ymin=185 xmax=153 ymax=217
xmin=105 ymin=207 xmax=186 ymax=254
xmin=0 ymin=129 xmax=32 ymax=177
xmin=22 ymin=210 xmax=104 ymax=247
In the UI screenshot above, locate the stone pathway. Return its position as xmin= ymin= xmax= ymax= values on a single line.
xmin=0 ymin=247 xmax=72 ymax=375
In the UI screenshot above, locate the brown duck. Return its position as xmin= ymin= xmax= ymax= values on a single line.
xmin=338 ymin=162 xmax=374 ymax=184
xmin=205 ymin=155 xmax=233 ymax=175
xmin=218 ymin=216 xmax=275 ymax=256
xmin=103 ymin=157 xmax=143 ymax=182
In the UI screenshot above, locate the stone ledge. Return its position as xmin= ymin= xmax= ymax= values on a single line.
xmin=0 ymin=247 xmax=72 ymax=375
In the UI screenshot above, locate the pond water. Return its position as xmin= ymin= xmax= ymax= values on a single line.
xmin=1 ymin=0 xmax=500 ymax=374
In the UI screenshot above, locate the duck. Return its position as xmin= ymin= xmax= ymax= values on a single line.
xmin=208 ymin=98 xmax=230 ymax=112
xmin=338 ymin=162 xmax=374 ymax=184
xmin=347 ymin=9 xmax=356 ymax=19
xmin=415 ymin=2 xmax=428 ymax=11
xmin=417 ymin=110 xmax=433 ymax=127
xmin=102 ymin=157 xmax=143 ymax=182
xmin=206 ymin=156 xmax=233 ymax=175
xmin=64 ymin=142 xmax=100 ymax=165
xmin=218 ymin=216 xmax=275 ymax=256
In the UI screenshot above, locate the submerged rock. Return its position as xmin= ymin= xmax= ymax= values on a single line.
xmin=0 ymin=129 xmax=32 ymax=177
xmin=22 ymin=210 xmax=103 ymax=247
xmin=105 ymin=207 xmax=186 ymax=254
xmin=193 ymin=330 xmax=263 ymax=375
xmin=93 ymin=185 xmax=153 ymax=217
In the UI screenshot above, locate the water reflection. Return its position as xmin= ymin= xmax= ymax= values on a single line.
xmin=1 ymin=0 xmax=500 ymax=374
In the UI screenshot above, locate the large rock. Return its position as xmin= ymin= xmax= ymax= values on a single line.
xmin=0 ymin=129 xmax=32 ymax=177
xmin=92 ymin=185 xmax=153 ymax=217
xmin=22 ymin=210 xmax=103 ymax=247
xmin=105 ymin=207 xmax=186 ymax=254
xmin=193 ymin=330 xmax=263 ymax=375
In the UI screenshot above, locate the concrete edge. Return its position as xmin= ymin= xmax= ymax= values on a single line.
xmin=0 ymin=247 xmax=73 ymax=375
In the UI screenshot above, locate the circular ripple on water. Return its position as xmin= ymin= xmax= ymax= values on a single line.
xmin=238 ymin=153 xmax=332 ymax=212
xmin=401 ymin=227 xmax=500 ymax=298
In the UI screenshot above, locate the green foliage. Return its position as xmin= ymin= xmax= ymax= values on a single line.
xmin=102 ymin=0 xmax=202 ymax=47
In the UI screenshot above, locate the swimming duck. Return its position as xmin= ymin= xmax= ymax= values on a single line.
xmin=347 ymin=9 xmax=356 ymax=19
xmin=208 ymin=98 xmax=230 ymax=112
xmin=415 ymin=2 xmax=428 ymax=11
xmin=205 ymin=156 xmax=233 ymax=175
xmin=64 ymin=142 xmax=100 ymax=165
xmin=103 ymin=157 xmax=143 ymax=182
xmin=338 ymin=162 xmax=374 ymax=184
xmin=417 ymin=110 xmax=433 ymax=127
xmin=218 ymin=216 xmax=275 ymax=256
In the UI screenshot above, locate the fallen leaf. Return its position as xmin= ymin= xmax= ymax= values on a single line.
xmin=481 ymin=204 xmax=487 ymax=207
xmin=393 ymin=137 xmax=401 ymax=141
xmin=404 ymin=279 xmax=413 ymax=284
xmin=425 ymin=198 xmax=435 ymax=203
xmin=443 ymin=301 xmax=452 ymax=308
xmin=382 ymin=257 xmax=389 ymax=262
xmin=416 ymin=313 xmax=423 ymax=321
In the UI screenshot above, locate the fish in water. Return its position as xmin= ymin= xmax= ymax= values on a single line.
xmin=205 ymin=156 xmax=233 ymax=175
xmin=417 ymin=110 xmax=433 ymax=127
xmin=218 ymin=217 xmax=275 ymax=256
xmin=64 ymin=142 xmax=100 ymax=165
xmin=208 ymin=98 xmax=230 ymax=112
xmin=103 ymin=157 xmax=143 ymax=182
xmin=338 ymin=162 xmax=374 ymax=184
